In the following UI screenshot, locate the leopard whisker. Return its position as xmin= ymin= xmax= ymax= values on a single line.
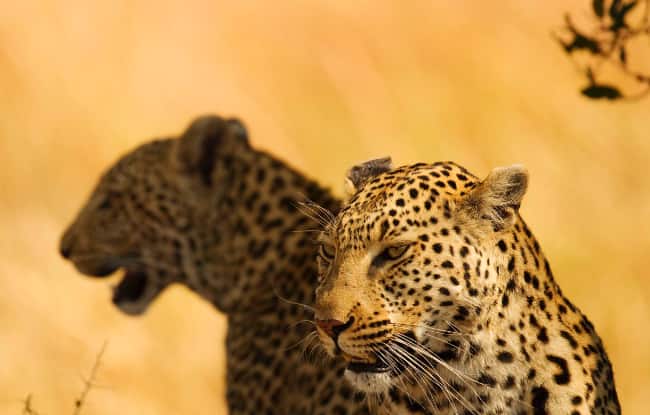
xmin=391 ymin=322 xmax=468 ymax=351
xmin=286 ymin=330 xmax=318 ymax=353
xmin=272 ymin=288 xmax=316 ymax=313
xmin=376 ymin=342 xmax=456 ymax=413
xmin=289 ymin=319 xmax=317 ymax=329
xmin=295 ymin=199 xmax=335 ymax=229
xmin=386 ymin=342 xmax=462 ymax=413
xmin=389 ymin=335 xmax=479 ymax=414
xmin=392 ymin=333 xmax=481 ymax=387
xmin=371 ymin=345 xmax=427 ymax=410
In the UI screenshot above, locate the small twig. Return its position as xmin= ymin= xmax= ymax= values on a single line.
xmin=73 ymin=341 xmax=108 ymax=415
xmin=20 ymin=342 xmax=108 ymax=415
xmin=22 ymin=395 xmax=41 ymax=415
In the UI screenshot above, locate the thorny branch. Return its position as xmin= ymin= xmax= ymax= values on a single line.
xmin=73 ymin=341 xmax=108 ymax=415
xmin=22 ymin=395 xmax=41 ymax=415
xmin=21 ymin=342 xmax=108 ymax=415
xmin=556 ymin=0 xmax=650 ymax=100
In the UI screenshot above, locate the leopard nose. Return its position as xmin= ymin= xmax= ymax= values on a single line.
xmin=316 ymin=317 xmax=355 ymax=340
xmin=59 ymin=230 xmax=75 ymax=259
xmin=60 ymin=245 xmax=72 ymax=259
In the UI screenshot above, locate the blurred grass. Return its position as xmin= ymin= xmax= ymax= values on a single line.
xmin=1 ymin=1 xmax=648 ymax=414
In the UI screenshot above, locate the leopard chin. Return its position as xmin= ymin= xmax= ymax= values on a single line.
xmin=344 ymin=369 xmax=394 ymax=394
xmin=111 ymin=268 xmax=150 ymax=315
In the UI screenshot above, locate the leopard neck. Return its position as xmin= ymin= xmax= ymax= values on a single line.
xmin=192 ymin=148 xmax=340 ymax=317
xmin=403 ymin=217 xmax=615 ymax=414
xmin=481 ymin=217 xmax=565 ymax=335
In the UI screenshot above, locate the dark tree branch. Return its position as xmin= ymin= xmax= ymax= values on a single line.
xmin=557 ymin=0 xmax=650 ymax=100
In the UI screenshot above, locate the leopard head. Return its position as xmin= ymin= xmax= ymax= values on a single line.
xmin=59 ymin=115 xmax=249 ymax=315
xmin=314 ymin=159 xmax=528 ymax=394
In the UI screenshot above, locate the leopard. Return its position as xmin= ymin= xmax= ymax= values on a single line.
xmin=313 ymin=157 xmax=621 ymax=415
xmin=59 ymin=115 xmax=378 ymax=415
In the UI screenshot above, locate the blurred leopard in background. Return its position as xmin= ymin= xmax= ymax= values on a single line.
xmin=60 ymin=115 xmax=378 ymax=414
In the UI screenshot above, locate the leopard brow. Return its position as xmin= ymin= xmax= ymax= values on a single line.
xmin=316 ymin=232 xmax=334 ymax=246
xmin=374 ymin=237 xmax=416 ymax=250
xmin=376 ymin=220 xmax=412 ymax=244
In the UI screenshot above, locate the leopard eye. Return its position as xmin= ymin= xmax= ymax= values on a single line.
xmin=372 ymin=244 xmax=410 ymax=268
xmin=384 ymin=244 xmax=409 ymax=260
xmin=319 ymin=244 xmax=336 ymax=260
xmin=317 ymin=244 xmax=335 ymax=283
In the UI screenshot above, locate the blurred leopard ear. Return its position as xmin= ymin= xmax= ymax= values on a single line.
xmin=458 ymin=164 xmax=528 ymax=232
xmin=172 ymin=115 xmax=249 ymax=185
xmin=344 ymin=157 xmax=392 ymax=198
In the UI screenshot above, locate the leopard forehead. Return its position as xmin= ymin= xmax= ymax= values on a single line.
xmin=99 ymin=139 xmax=172 ymax=188
xmin=330 ymin=162 xmax=479 ymax=243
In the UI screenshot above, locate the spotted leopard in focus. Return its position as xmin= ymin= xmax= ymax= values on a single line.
xmin=60 ymin=116 xmax=377 ymax=415
xmin=314 ymin=158 xmax=620 ymax=414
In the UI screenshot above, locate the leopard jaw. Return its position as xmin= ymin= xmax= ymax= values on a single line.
xmin=344 ymin=369 xmax=393 ymax=394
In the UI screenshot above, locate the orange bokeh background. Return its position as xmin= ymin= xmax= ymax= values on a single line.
xmin=1 ymin=1 xmax=648 ymax=414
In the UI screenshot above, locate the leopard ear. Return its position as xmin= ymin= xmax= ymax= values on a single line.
xmin=172 ymin=115 xmax=249 ymax=185
xmin=344 ymin=157 xmax=393 ymax=197
xmin=457 ymin=165 xmax=528 ymax=232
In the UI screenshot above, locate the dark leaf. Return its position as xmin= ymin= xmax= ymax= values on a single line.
xmin=609 ymin=0 xmax=623 ymax=19
xmin=581 ymin=84 xmax=623 ymax=100
xmin=611 ymin=1 xmax=638 ymax=30
xmin=619 ymin=46 xmax=627 ymax=64
xmin=619 ymin=1 xmax=638 ymax=18
xmin=561 ymin=15 xmax=601 ymax=53
xmin=592 ymin=0 xmax=605 ymax=17
xmin=567 ymin=33 xmax=601 ymax=53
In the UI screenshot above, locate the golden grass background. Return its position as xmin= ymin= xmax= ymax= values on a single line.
xmin=1 ymin=1 xmax=649 ymax=413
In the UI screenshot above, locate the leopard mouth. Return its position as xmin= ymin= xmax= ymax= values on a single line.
xmin=112 ymin=269 xmax=148 ymax=305
xmin=70 ymin=257 xmax=149 ymax=304
xmin=347 ymin=360 xmax=391 ymax=374
xmin=345 ymin=332 xmax=420 ymax=376
xmin=343 ymin=359 xmax=395 ymax=394
xmin=343 ymin=333 xmax=421 ymax=393
xmin=68 ymin=256 xmax=154 ymax=313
